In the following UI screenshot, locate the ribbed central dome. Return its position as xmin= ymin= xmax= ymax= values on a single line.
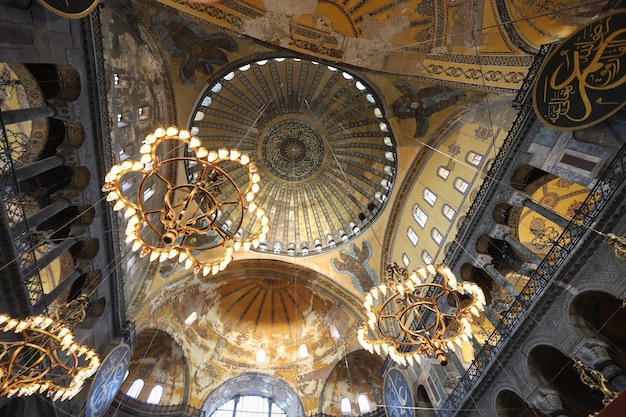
xmin=188 ymin=56 xmax=397 ymax=256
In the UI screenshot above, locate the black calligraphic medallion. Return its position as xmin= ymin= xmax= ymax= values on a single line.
xmin=85 ymin=343 xmax=130 ymax=417
xmin=533 ymin=10 xmax=626 ymax=130
xmin=384 ymin=369 xmax=415 ymax=417
xmin=37 ymin=0 xmax=100 ymax=19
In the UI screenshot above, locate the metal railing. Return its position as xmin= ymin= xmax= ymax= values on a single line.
xmin=436 ymin=134 xmax=626 ymax=417
xmin=0 ymin=111 xmax=45 ymax=311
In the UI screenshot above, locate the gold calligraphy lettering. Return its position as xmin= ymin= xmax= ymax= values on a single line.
xmin=548 ymin=20 xmax=626 ymax=124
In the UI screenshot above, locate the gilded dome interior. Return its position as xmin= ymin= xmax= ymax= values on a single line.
xmin=188 ymin=56 xmax=397 ymax=256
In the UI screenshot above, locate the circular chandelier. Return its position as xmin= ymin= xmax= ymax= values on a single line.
xmin=358 ymin=263 xmax=486 ymax=366
xmin=0 ymin=314 xmax=100 ymax=400
xmin=102 ymin=126 xmax=270 ymax=276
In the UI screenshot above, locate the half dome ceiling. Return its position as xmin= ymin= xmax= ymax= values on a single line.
xmin=187 ymin=55 xmax=397 ymax=256
xmin=171 ymin=259 xmax=365 ymax=370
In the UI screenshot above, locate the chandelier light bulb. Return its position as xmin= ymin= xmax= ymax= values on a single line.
xmin=189 ymin=137 xmax=201 ymax=148
xmin=218 ymin=148 xmax=229 ymax=159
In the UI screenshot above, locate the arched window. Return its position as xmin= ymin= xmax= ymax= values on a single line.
xmin=340 ymin=398 xmax=352 ymax=415
xmin=454 ymin=178 xmax=469 ymax=194
xmin=423 ymin=188 xmax=437 ymax=206
xmin=466 ymin=151 xmax=483 ymax=166
xmin=126 ymin=379 xmax=144 ymax=399
xmin=113 ymin=72 xmax=130 ymax=88
xmin=413 ymin=205 xmax=428 ymax=228
xmin=437 ymin=166 xmax=450 ymax=180
xmin=211 ymin=396 xmax=287 ymax=417
xmin=256 ymin=348 xmax=266 ymax=363
xmin=138 ymin=106 xmax=151 ymax=121
xmin=402 ymin=253 xmax=410 ymax=267
xmin=431 ymin=228 xmax=443 ymax=245
xmin=422 ymin=250 xmax=433 ymax=264
xmin=116 ymin=112 xmax=130 ymax=128
xmin=146 ymin=385 xmax=163 ymax=404
xmin=407 ymin=226 xmax=419 ymax=246
xmin=442 ymin=204 xmax=456 ymax=221
xmin=358 ymin=394 xmax=371 ymax=414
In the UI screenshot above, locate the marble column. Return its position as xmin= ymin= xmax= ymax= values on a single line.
xmin=31 ymin=236 xmax=79 ymax=276
xmin=1 ymin=105 xmax=56 ymax=124
xmin=530 ymin=388 xmax=569 ymax=417
xmin=522 ymin=199 xmax=571 ymax=229
xmin=14 ymin=155 xmax=64 ymax=182
xmin=25 ymin=198 xmax=71 ymax=229
xmin=503 ymin=234 xmax=543 ymax=265
xmin=33 ymin=266 xmax=85 ymax=313
xmin=484 ymin=263 xmax=521 ymax=297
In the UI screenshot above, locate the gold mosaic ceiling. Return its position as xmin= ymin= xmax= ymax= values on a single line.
xmin=187 ymin=56 xmax=397 ymax=256
xmin=159 ymin=260 xmax=366 ymax=370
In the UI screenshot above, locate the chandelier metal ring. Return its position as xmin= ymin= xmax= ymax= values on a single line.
xmin=0 ymin=314 xmax=100 ymax=400
xmin=102 ymin=126 xmax=270 ymax=276
xmin=358 ymin=263 xmax=486 ymax=366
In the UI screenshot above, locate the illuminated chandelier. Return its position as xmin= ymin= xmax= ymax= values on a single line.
xmin=358 ymin=263 xmax=486 ymax=366
xmin=102 ymin=126 xmax=270 ymax=276
xmin=0 ymin=296 xmax=100 ymax=400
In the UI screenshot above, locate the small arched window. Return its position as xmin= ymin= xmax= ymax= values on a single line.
xmin=340 ymin=398 xmax=352 ymax=415
xmin=431 ymin=228 xmax=443 ymax=245
xmin=126 ymin=379 xmax=144 ymax=399
xmin=437 ymin=166 xmax=450 ymax=180
xmin=138 ymin=106 xmax=151 ymax=121
xmin=413 ymin=205 xmax=428 ymax=228
xmin=146 ymin=385 xmax=163 ymax=404
xmin=143 ymin=187 xmax=156 ymax=201
xmin=358 ymin=394 xmax=371 ymax=414
xmin=423 ymin=188 xmax=437 ymax=206
xmin=402 ymin=253 xmax=410 ymax=267
xmin=442 ymin=204 xmax=456 ymax=221
xmin=422 ymin=250 xmax=433 ymax=264
xmin=407 ymin=226 xmax=419 ymax=246
xmin=454 ymin=178 xmax=469 ymax=194
xmin=466 ymin=151 xmax=483 ymax=166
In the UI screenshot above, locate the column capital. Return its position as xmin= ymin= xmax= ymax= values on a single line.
xmin=508 ymin=191 xmax=527 ymax=206
xmin=473 ymin=254 xmax=492 ymax=268
xmin=490 ymin=224 xmax=513 ymax=239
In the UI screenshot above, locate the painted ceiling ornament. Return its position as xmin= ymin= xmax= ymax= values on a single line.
xmin=331 ymin=240 xmax=378 ymax=293
xmin=156 ymin=15 xmax=238 ymax=85
xmin=358 ymin=263 xmax=485 ymax=366
xmin=392 ymin=80 xmax=466 ymax=137
xmin=532 ymin=10 xmax=626 ymax=130
xmin=102 ymin=126 xmax=270 ymax=276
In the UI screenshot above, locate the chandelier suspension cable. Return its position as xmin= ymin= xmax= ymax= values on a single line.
xmin=0 ymin=126 xmax=196 ymax=277
xmin=235 ymin=83 xmax=282 ymax=151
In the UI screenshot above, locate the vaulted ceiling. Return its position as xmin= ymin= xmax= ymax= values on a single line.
xmin=102 ymin=0 xmax=612 ymax=413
